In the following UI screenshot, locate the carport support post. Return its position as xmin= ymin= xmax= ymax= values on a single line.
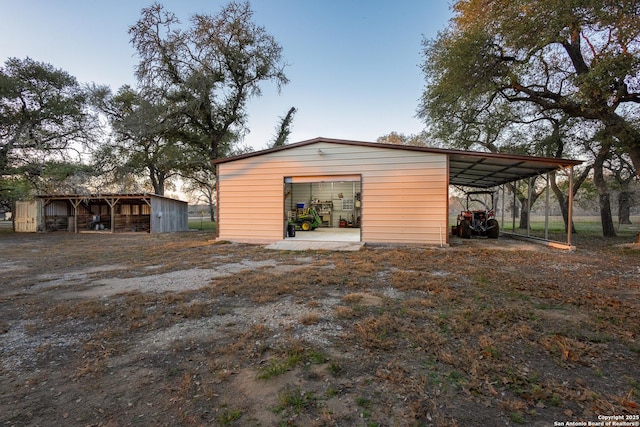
xmin=567 ymin=166 xmax=574 ymax=247
xmin=527 ymin=177 xmax=532 ymax=237
xmin=512 ymin=183 xmax=517 ymax=232
xmin=501 ymin=184 xmax=505 ymax=230
xmin=544 ymin=174 xmax=550 ymax=241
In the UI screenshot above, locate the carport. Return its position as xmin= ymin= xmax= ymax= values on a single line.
xmin=446 ymin=150 xmax=582 ymax=249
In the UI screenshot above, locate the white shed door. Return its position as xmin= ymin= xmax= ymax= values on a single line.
xmin=14 ymin=201 xmax=40 ymax=232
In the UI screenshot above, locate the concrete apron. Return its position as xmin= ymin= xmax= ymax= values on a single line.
xmin=265 ymin=227 xmax=362 ymax=251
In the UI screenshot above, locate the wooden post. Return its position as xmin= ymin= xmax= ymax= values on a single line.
xmin=105 ymin=198 xmax=119 ymax=233
xmin=70 ymin=198 xmax=83 ymax=233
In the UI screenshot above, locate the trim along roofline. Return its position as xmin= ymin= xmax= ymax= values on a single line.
xmin=213 ymin=137 xmax=583 ymax=189
xmin=212 ymin=137 xmax=582 ymax=168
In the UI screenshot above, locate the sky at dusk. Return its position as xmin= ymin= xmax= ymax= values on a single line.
xmin=0 ymin=1 xmax=453 ymax=151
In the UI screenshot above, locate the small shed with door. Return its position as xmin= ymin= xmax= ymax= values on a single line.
xmin=14 ymin=193 xmax=188 ymax=234
xmin=213 ymin=137 xmax=582 ymax=246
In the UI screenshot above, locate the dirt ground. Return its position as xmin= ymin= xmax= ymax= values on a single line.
xmin=1 ymin=231 xmax=639 ymax=427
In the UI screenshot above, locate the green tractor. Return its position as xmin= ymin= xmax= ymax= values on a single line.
xmin=291 ymin=207 xmax=322 ymax=231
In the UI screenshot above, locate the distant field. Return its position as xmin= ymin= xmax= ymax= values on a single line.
xmin=188 ymin=217 xmax=216 ymax=231
xmin=524 ymin=215 xmax=640 ymax=233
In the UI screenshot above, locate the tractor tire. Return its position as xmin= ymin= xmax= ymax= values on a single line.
xmin=486 ymin=219 xmax=499 ymax=239
xmin=459 ymin=219 xmax=472 ymax=239
xmin=301 ymin=221 xmax=312 ymax=231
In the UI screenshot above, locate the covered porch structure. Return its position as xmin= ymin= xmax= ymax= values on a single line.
xmin=36 ymin=193 xmax=187 ymax=234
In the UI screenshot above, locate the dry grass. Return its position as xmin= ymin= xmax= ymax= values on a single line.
xmin=0 ymin=232 xmax=639 ymax=426
xmin=299 ymin=313 xmax=321 ymax=325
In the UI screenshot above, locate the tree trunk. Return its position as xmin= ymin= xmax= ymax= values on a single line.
xmin=593 ymin=146 xmax=616 ymax=237
xmin=598 ymin=193 xmax=617 ymax=236
xmin=517 ymin=185 xmax=542 ymax=230
xmin=518 ymin=199 xmax=529 ymax=230
xmin=150 ymin=174 xmax=164 ymax=196
xmin=149 ymin=168 xmax=162 ymax=196
xmin=627 ymin=144 xmax=640 ymax=179
xmin=205 ymin=185 xmax=216 ymax=222
xmin=618 ymin=191 xmax=632 ymax=225
xmin=550 ymin=173 xmax=575 ymax=233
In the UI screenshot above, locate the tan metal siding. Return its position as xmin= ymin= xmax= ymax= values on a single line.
xmin=217 ymin=142 xmax=448 ymax=244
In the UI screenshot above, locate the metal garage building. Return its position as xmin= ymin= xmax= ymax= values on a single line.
xmin=213 ymin=137 xmax=582 ymax=246
xmin=14 ymin=193 xmax=188 ymax=234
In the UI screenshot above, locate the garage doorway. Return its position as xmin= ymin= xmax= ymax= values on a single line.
xmin=284 ymin=176 xmax=361 ymax=242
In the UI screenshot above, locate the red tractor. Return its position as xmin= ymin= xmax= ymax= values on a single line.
xmin=455 ymin=191 xmax=500 ymax=239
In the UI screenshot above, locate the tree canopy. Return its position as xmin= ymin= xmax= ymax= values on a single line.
xmin=120 ymin=1 xmax=289 ymax=209
xmin=129 ymin=1 xmax=288 ymax=166
xmin=271 ymin=107 xmax=296 ymax=147
xmin=0 ymin=57 xmax=93 ymax=178
xmin=90 ymin=84 xmax=185 ymax=195
xmin=0 ymin=2 xmax=289 ymax=212
xmin=0 ymin=57 xmax=96 ymax=206
xmin=419 ymin=0 xmax=640 ymax=175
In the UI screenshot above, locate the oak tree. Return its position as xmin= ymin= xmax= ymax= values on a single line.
xmin=0 ymin=57 xmax=95 ymax=205
xmin=90 ymin=84 xmax=184 ymax=195
xmin=129 ymin=1 xmax=288 ymax=176
xmin=420 ymin=0 xmax=640 ymax=236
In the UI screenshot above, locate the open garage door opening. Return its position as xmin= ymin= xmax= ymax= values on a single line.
xmin=284 ymin=176 xmax=361 ymax=242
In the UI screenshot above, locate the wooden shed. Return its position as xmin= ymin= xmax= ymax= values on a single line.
xmin=14 ymin=193 xmax=188 ymax=234
xmin=213 ymin=137 xmax=581 ymax=246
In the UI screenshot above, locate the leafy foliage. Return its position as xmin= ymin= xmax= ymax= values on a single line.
xmin=0 ymin=57 xmax=96 ymax=195
xmin=123 ymin=1 xmax=288 ymax=200
xmin=377 ymin=131 xmax=430 ymax=147
xmin=271 ymin=106 xmax=296 ymax=147
xmin=420 ymin=0 xmax=640 ymax=174
xmin=419 ymin=0 xmax=640 ymax=236
xmin=129 ymin=1 xmax=288 ymax=163
xmin=90 ymin=85 xmax=184 ymax=195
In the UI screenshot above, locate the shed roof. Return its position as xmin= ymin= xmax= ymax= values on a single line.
xmin=37 ymin=193 xmax=186 ymax=203
xmin=214 ymin=137 xmax=582 ymax=189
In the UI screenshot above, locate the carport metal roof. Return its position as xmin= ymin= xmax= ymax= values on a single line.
xmin=214 ymin=137 xmax=583 ymax=188
xmin=446 ymin=151 xmax=581 ymax=188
